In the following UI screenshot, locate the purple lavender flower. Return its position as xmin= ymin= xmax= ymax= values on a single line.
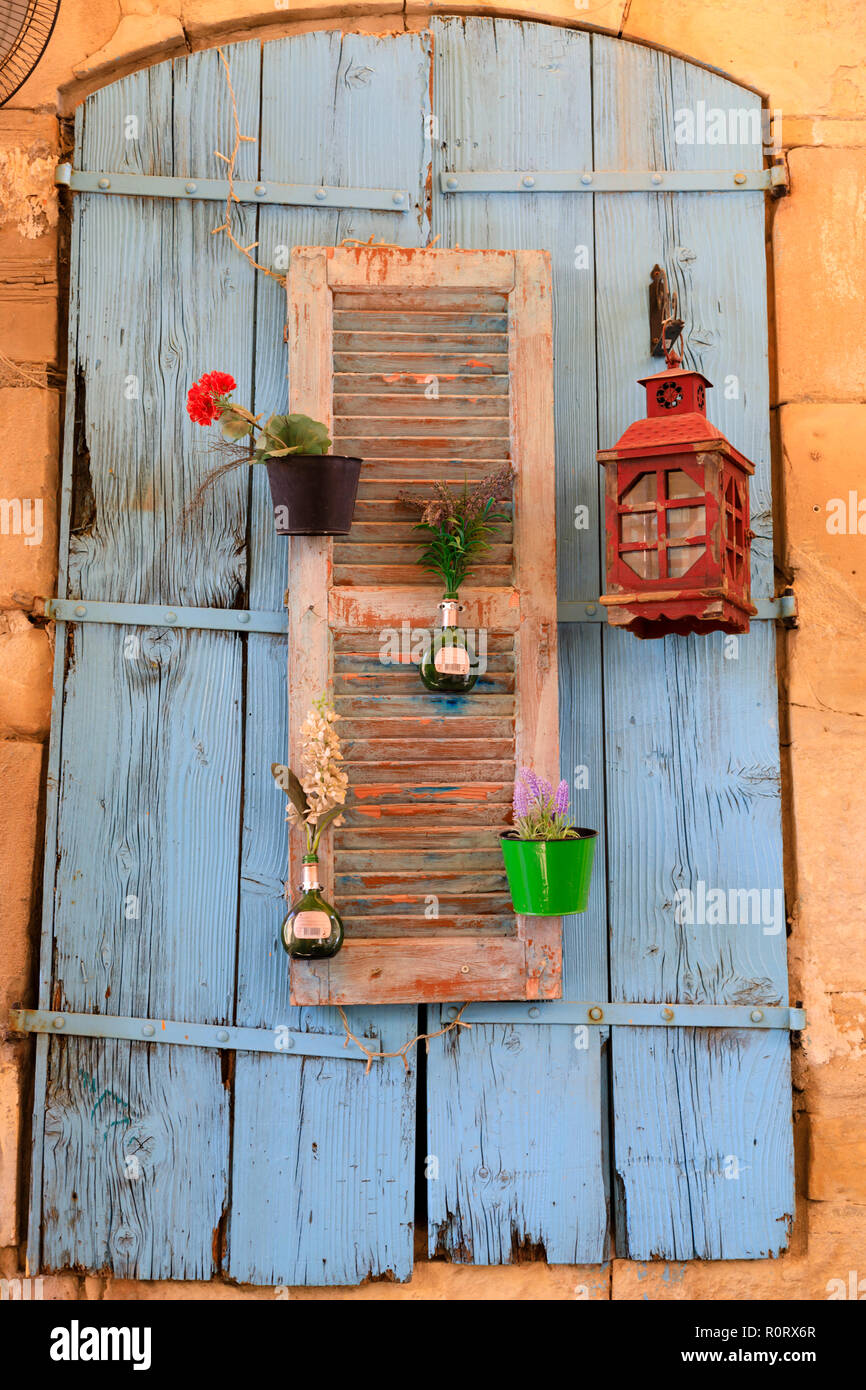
xmin=513 ymin=777 xmax=531 ymax=818
xmin=554 ymin=779 xmax=569 ymax=816
xmin=518 ymin=767 xmax=542 ymax=803
xmin=536 ymin=777 xmax=553 ymax=805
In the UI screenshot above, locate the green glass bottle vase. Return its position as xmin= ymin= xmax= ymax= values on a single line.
xmin=281 ymin=856 xmax=344 ymax=959
xmin=419 ymin=595 xmax=479 ymax=694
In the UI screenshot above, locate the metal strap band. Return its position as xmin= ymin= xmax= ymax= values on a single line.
xmin=45 ymin=598 xmax=286 ymax=634
xmin=9 ymin=1008 xmax=367 ymax=1062
xmin=46 ymin=595 xmax=795 ymax=634
xmin=55 ymin=164 xmax=410 ymax=213
xmin=456 ymin=1001 xmax=805 ymax=1029
xmin=440 ymin=167 xmax=786 ymax=195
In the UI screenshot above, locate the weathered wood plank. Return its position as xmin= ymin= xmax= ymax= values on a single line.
xmin=38 ymin=45 xmax=259 ymax=1278
xmin=291 ymin=938 xmax=531 ymax=1006
xmin=592 ymin=34 xmax=791 ymax=1259
xmin=336 ymin=372 xmax=510 ymax=396
xmin=228 ymin=30 xmax=431 ymax=1286
xmin=428 ymin=13 xmax=607 ymax=1266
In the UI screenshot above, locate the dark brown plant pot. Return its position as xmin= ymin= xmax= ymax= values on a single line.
xmin=266 ymin=455 xmax=362 ymax=535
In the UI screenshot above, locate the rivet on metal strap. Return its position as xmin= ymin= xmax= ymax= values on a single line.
xmin=142 ymin=1023 xmax=155 ymax=1037
xmin=238 ymin=612 xmax=250 ymax=624
xmin=254 ymin=184 xmax=267 ymax=197
xmin=185 ymin=181 xmax=197 ymax=194
xmin=660 ymin=1006 xmax=675 ymax=1022
xmin=392 ymin=192 xmax=405 ymax=205
xmin=521 ymin=175 xmax=536 ymax=189
xmin=98 ymin=178 xmax=110 ymax=190
xmin=651 ymin=173 xmax=663 ymax=186
xmin=734 ymin=172 xmax=747 ymax=185
xmin=750 ymin=1008 xmax=764 ymax=1022
xmin=164 ymin=612 xmax=177 ymax=624
xmin=52 ymin=1015 xmax=65 ymax=1029
xmin=445 ymin=176 xmax=459 ymax=190
xmin=588 ymin=1006 xmax=603 ymax=1021
xmin=528 ymin=1006 xmax=540 ymax=1018
xmin=75 ymin=604 xmax=87 ymax=617
xmin=315 ymin=187 xmax=327 ymax=200
xmin=216 ymin=1029 xmax=229 ymax=1044
xmin=580 ymin=173 xmax=592 ymax=185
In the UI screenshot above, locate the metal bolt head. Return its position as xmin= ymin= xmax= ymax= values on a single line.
xmin=142 ymin=1023 xmax=155 ymax=1037
xmin=392 ymin=192 xmax=405 ymax=205
xmin=254 ymin=184 xmax=267 ymax=197
xmin=315 ymin=188 xmax=327 ymax=200
xmin=734 ymin=172 xmax=747 ymax=185
xmin=528 ymin=1006 xmax=540 ymax=1019
xmin=522 ymin=175 xmax=536 ymax=189
xmin=445 ymin=176 xmax=458 ymax=190
xmin=460 ymin=964 xmax=471 ymax=974
xmin=580 ymin=173 xmax=592 ymax=186
xmin=75 ymin=604 xmax=87 ymax=617
xmin=165 ymin=612 xmax=177 ymax=624
xmin=98 ymin=178 xmax=110 ymax=190
xmin=237 ymin=612 xmax=250 ymax=625
xmin=750 ymin=1008 xmax=764 ymax=1023
xmin=588 ymin=1006 xmax=603 ymax=1022
xmin=651 ymin=173 xmax=663 ymax=186
xmin=52 ymin=1015 xmax=65 ymax=1029
xmin=185 ymin=181 xmax=197 ymax=194
xmin=585 ymin=604 xmax=597 ymax=616
xmin=661 ymin=1006 xmax=675 ymax=1022
xmin=216 ymin=1029 xmax=229 ymax=1043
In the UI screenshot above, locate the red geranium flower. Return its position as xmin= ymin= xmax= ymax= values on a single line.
xmin=187 ymin=371 xmax=237 ymax=426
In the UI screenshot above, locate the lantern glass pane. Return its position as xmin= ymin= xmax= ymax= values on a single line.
xmin=668 ymin=504 xmax=705 ymax=540
xmin=621 ymin=472 xmax=656 ymax=505
xmin=668 ymin=544 xmax=705 ymax=577
xmin=622 ymin=549 xmax=660 ymax=580
xmin=667 ymin=470 xmax=703 ymax=499
xmin=620 ymin=511 xmax=657 ymax=545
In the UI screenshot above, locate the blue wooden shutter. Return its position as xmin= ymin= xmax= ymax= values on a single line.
xmin=24 ymin=18 xmax=794 ymax=1284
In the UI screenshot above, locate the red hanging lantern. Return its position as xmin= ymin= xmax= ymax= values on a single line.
xmin=597 ymin=350 xmax=757 ymax=638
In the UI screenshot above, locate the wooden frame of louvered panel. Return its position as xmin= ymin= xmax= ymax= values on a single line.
xmin=286 ymin=247 xmax=558 ymax=1005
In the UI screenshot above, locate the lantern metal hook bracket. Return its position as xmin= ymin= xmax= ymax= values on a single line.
xmin=649 ymin=264 xmax=685 ymax=359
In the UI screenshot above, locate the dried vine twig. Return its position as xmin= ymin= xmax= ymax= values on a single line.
xmin=338 ymin=1003 xmax=472 ymax=1075
xmin=211 ymin=48 xmax=286 ymax=286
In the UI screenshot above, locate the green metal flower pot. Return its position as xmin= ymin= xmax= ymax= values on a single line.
xmin=500 ymin=830 xmax=598 ymax=916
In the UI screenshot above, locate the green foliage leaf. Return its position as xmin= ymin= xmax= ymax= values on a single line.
xmin=255 ymin=413 xmax=332 ymax=460
xmin=219 ymin=408 xmax=255 ymax=442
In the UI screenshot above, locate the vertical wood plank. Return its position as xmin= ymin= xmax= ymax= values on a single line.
xmin=37 ymin=45 xmax=258 ymax=1278
xmin=592 ymin=35 xmax=793 ymax=1258
xmin=228 ymin=32 xmax=430 ymax=1285
xmin=428 ymin=16 xmax=608 ymax=1265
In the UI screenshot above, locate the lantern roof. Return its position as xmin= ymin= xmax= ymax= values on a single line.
xmin=598 ymin=365 xmax=755 ymax=473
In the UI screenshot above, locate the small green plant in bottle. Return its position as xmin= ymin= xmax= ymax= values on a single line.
xmin=398 ymin=466 xmax=513 ymax=694
xmin=272 ymin=695 xmax=348 ymax=960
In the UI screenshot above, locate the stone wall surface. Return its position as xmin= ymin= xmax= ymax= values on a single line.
xmin=0 ymin=1 xmax=863 ymax=1302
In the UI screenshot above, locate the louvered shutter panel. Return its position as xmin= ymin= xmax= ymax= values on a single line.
xmin=286 ymin=247 xmax=559 ymax=1006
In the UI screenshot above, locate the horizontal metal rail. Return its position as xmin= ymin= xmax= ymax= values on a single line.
xmin=439 ymin=167 xmax=787 ymax=195
xmin=9 ymin=1008 xmax=368 ymax=1061
xmin=453 ymin=1001 xmax=806 ymax=1030
xmin=55 ymin=164 xmax=410 ymax=213
xmin=44 ymin=598 xmax=286 ymax=634
xmin=45 ymin=595 xmax=795 ymax=633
